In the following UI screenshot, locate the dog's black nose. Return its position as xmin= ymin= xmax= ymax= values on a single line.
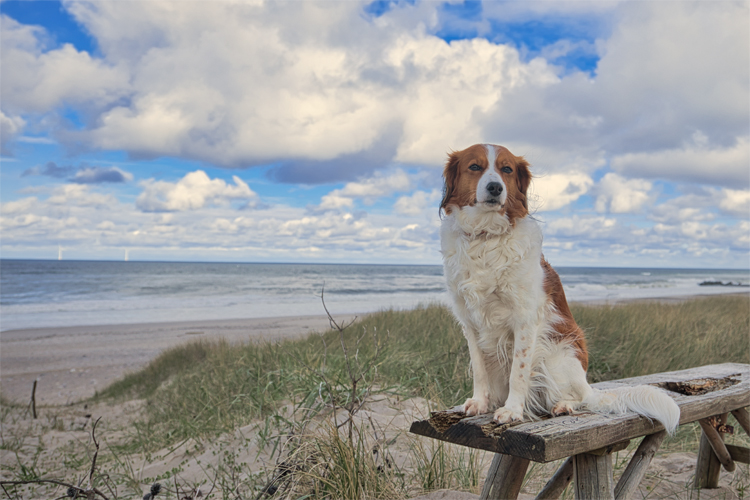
xmin=486 ymin=182 xmax=503 ymax=197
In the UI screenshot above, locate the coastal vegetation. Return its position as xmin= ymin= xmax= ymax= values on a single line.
xmin=2 ymin=294 xmax=748 ymax=499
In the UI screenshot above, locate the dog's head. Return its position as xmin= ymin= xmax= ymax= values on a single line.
xmin=440 ymin=144 xmax=531 ymax=224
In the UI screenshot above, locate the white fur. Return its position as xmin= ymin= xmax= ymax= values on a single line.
xmin=476 ymin=145 xmax=507 ymax=206
xmin=441 ymin=204 xmax=680 ymax=433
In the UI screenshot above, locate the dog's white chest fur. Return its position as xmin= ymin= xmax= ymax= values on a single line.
xmin=441 ymin=208 xmax=547 ymax=351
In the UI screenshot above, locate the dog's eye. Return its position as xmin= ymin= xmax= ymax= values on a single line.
xmin=501 ymin=166 xmax=513 ymax=174
xmin=469 ymin=164 xmax=482 ymax=171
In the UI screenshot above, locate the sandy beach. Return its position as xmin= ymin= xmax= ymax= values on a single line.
xmin=0 ymin=314 xmax=357 ymax=406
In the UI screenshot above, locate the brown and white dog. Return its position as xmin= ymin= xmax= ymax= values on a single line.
xmin=440 ymin=143 xmax=679 ymax=432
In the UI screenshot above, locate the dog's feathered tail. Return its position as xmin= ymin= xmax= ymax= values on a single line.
xmin=582 ymin=385 xmax=680 ymax=435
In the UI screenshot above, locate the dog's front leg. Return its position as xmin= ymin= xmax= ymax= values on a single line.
xmin=493 ymin=325 xmax=537 ymax=424
xmin=461 ymin=326 xmax=491 ymax=416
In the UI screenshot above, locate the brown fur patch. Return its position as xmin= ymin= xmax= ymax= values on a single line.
xmin=542 ymin=257 xmax=589 ymax=370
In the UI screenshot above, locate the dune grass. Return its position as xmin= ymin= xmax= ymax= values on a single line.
xmin=101 ymin=294 xmax=748 ymax=453
xmin=576 ymin=295 xmax=750 ymax=382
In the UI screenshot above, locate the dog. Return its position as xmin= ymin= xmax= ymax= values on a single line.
xmin=440 ymin=143 xmax=680 ymax=432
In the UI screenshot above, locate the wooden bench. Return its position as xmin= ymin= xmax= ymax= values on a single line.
xmin=409 ymin=363 xmax=750 ymax=499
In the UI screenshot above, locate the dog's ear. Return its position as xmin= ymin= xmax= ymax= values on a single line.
xmin=515 ymin=156 xmax=531 ymax=209
xmin=440 ymin=151 xmax=460 ymax=216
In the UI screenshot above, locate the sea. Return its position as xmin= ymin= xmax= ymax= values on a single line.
xmin=1 ymin=259 xmax=748 ymax=332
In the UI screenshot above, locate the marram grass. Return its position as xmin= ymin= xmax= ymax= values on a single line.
xmin=100 ymin=294 xmax=749 ymax=451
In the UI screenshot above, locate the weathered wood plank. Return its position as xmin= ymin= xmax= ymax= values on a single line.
xmin=409 ymin=363 xmax=749 ymax=463
xmin=726 ymin=444 xmax=750 ymax=464
xmin=574 ymin=453 xmax=614 ymax=500
xmin=731 ymin=407 xmax=750 ymax=436
xmin=613 ymin=431 xmax=666 ymax=500
xmin=695 ymin=419 xmax=723 ymax=489
xmin=698 ymin=415 xmax=735 ymax=472
xmin=535 ymin=457 xmax=574 ymax=500
xmin=479 ymin=453 xmax=530 ymax=500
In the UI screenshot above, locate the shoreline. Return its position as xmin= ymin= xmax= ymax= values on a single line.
xmin=2 ymin=292 xmax=747 ymax=406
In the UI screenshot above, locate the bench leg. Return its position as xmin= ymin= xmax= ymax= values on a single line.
xmin=480 ymin=453 xmax=530 ymax=500
xmin=694 ymin=413 xmax=728 ymax=489
xmin=614 ymin=430 xmax=666 ymax=500
xmin=535 ymin=456 xmax=574 ymax=500
xmin=574 ymin=452 xmax=615 ymax=500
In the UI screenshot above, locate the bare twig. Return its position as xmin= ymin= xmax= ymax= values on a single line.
xmin=89 ymin=417 xmax=102 ymax=491
xmin=320 ymin=285 xmax=357 ymax=332
xmin=0 ymin=417 xmax=110 ymax=500
xmin=29 ymin=380 xmax=37 ymax=419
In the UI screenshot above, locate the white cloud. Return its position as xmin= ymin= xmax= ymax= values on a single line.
xmin=610 ymin=135 xmax=750 ymax=188
xmin=0 ymin=15 xmax=129 ymax=114
xmin=594 ymin=173 xmax=653 ymax=214
xmin=0 ymin=110 xmax=25 ymax=154
xmin=393 ymin=189 xmax=441 ymax=216
xmin=528 ymin=172 xmax=593 ymax=212
xmin=315 ymin=169 xmax=416 ymax=212
xmin=479 ymin=2 xmax=749 ymax=182
xmin=546 ymin=215 xmax=618 ymax=238
xmin=2 ymin=2 xmax=559 ymax=172
xmin=720 ymin=188 xmax=750 ymax=217
xmin=649 ymin=193 xmax=717 ymax=225
xmin=136 ymin=171 xmax=257 ymax=212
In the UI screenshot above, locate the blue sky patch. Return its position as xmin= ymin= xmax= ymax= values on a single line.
xmin=1 ymin=0 xmax=97 ymax=54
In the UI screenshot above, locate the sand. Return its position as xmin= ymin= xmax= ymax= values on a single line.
xmin=0 ymin=314 xmax=357 ymax=406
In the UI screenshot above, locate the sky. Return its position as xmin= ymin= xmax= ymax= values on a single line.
xmin=0 ymin=0 xmax=748 ymax=267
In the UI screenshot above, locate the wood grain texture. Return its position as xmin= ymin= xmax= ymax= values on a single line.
xmin=694 ymin=413 xmax=728 ymax=489
xmin=726 ymin=444 xmax=750 ymax=464
xmin=731 ymin=407 xmax=750 ymax=436
xmin=535 ymin=457 xmax=574 ymax=500
xmin=698 ymin=415 xmax=735 ymax=472
xmin=574 ymin=453 xmax=614 ymax=500
xmin=409 ymin=363 xmax=750 ymax=463
xmin=479 ymin=453 xmax=530 ymax=500
xmin=613 ymin=431 xmax=666 ymax=500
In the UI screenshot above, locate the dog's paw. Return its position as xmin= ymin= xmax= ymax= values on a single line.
xmin=462 ymin=397 xmax=489 ymax=416
xmin=493 ymin=406 xmax=523 ymax=424
xmin=551 ymin=401 xmax=575 ymax=417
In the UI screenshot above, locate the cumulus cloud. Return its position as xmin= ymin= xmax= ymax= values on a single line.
xmin=2 ymin=1 xmax=747 ymax=187
xmin=0 ymin=14 xmax=129 ymax=115
xmin=0 ymin=110 xmax=24 ymax=155
xmin=649 ymin=192 xmax=717 ymax=225
xmin=611 ymin=134 xmax=750 ymax=188
xmin=314 ymin=169 xmax=416 ymax=212
xmin=528 ymin=171 xmax=593 ymax=212
xmin=136 ymin=171 xmax=258 ymax=212
xmin=393 ymin=189 xmax=441 ymax=216
xmin=1 ymin=2 xmax=559 ymax=173
xmin=719 ymin=188 xmax=750 ymax=217
xmin=594 ymin=173 xmax=654 ymax=214
xmin=479 ymin=1 xmax=749 ymax=178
